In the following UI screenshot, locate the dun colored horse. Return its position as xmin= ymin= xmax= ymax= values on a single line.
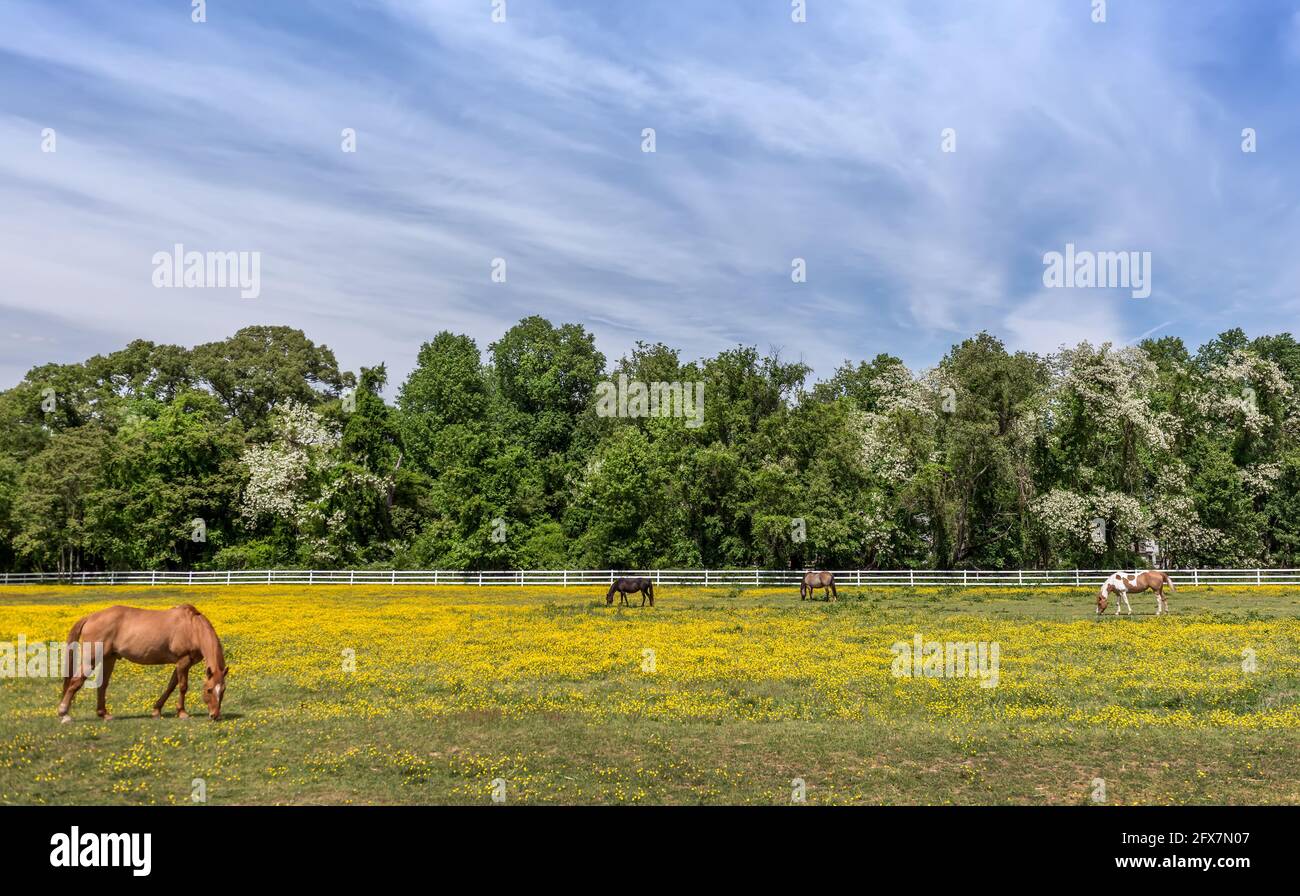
xmin=607 ymin=577 xmax=655 ymax=607
xmin=58 ymin=604 xmax=229 ymax=722
xmin=800 ymin=571 xmax=837 ymax=601
xmin=1099 ymin=571 xmax=1175 ymax=616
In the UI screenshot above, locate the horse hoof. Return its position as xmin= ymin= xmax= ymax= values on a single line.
xmin=59 ymin=715 xmax=71 ymax=724
xmin=151 ymin=709 xmax=162 ymax=719
xmin=177 ymin=711 xmax=190 ymax=720
xmin=99 ymin=714 xmax=113 ymax=721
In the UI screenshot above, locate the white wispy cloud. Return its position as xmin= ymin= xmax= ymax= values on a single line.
xmin=0 ymin=0 xmax=1296 ymax=389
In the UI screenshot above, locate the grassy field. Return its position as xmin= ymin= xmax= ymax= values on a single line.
xmin=2 ymin=582 xmax=1299 ymax=805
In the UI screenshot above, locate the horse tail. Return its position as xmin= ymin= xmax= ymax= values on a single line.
xmin=645 ymin=580 xmax=654 ymax=599
xmin=63 ymin=616 xmax=87 ymax=688
xmin=1163 ymin=573 xmax=1175 ymax=592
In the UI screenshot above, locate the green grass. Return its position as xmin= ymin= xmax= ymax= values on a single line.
xmin=1 ymin=583 xmax=1299 ymax=805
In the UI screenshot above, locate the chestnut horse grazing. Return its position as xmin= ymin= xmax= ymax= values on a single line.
xmin=607 ymin=577 xmax=655 ymax=607
xmin=58 ymin=604 xmax=229 ymax=722
xmin=1099 ymin=571 xmax=1175 ymax=616
xmin=800 ymin=571 xmax=837 ymax=601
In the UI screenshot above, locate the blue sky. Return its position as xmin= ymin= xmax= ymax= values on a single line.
xmin=2 ymin=0 xmax=1299 ymax=389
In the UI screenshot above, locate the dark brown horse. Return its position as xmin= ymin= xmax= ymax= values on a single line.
xmin=58 ymin=604 xmax=229 ymax=722
xmin=606 ymin=577 xmax=655 ymax=607
xmin=800 ymin=571 xmax=837 ymax=601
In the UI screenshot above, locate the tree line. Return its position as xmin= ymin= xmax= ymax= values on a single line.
xmin=2 ymin=318 xmax=1297 ymax=573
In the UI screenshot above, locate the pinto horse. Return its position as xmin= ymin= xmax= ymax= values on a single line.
xmin=58 ymin=604 xmax=230 ymax=722
xmin=607 ymin=577 xmax=655 ymax=607
xmin=800 ymin=571 xmax=837 ymax=601
xmin=1099 ymin=571 xmax=1175 ymax=616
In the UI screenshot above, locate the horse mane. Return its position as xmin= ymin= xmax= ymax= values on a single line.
xmin=181 ymin=605 xmax=226 ymax=671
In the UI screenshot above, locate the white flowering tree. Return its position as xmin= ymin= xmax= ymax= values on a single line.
xmin=1028 ymin=343 xmax=1180 ymax=566
xmin=240 ymin=400 xmax=337 ymax=529
xmin=238 ymin=400 xmax=394 ymax=566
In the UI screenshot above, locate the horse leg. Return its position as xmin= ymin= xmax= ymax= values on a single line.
xmin=175 ymin=657 xmax=194 ymax=719
xmin=95 ymin=655 xmax=118 ymax=720
xmin=1122 ymin=592 xmax=1133 ymax=616
xmin=153 ymin=668 xmax=180 ymax=718
xmin=57 ymin=664 xmax=91 ymax=721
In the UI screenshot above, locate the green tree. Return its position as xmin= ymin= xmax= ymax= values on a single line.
xmin=88 ymin=391 xmax=244 ymax=569
xmin=191 ymin=326 xmax=350 ymax=435
xmin=12 ymin=425 xmax=111 ymax=571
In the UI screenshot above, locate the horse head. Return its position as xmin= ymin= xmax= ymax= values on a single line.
xmin=203 ymin=666 xmax=230 ymax=720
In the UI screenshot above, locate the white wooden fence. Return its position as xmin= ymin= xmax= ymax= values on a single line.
xmin=0 ymin=568 xmax=1294 ymax=587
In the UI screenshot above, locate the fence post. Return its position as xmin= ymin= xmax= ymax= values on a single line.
xmin=704 ymin=569 xmax=709 ymax=587
xmin=563 ymin=570 xmax=568 ymax=588
xmin=478 ymin=571 xmax=483 ymax=587
xmin=1193 ymin=569 xmax=1199 ymax=586
xmin=963 ymin=569 xmax=968 ymax=587
xmin=909 ymin=570 xmax=914 ymax=587
xmin=1257 ymin=568 xmax=1262 ymax=585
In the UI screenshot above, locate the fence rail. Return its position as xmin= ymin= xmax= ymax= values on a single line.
xmin=0 ymin=568 xmax=1294 ymax=587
